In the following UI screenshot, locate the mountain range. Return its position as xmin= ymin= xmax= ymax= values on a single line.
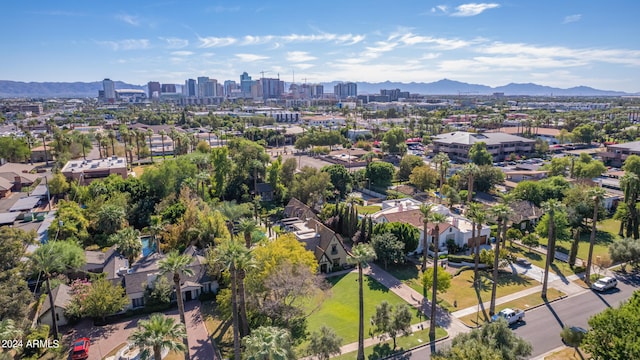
xmin=0 ymin=79 xmax=635 ymax=98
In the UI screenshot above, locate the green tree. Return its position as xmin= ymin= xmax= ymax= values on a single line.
xmin=620 ymin=171 xmax=640 ymax=239
xmin=111 ymin=227 xmax=142 ymax=264
xmin=242 ymin=326 xmax=295 ymax=360
xmin=290 ymin=166 xmax=332 ymax=205
xmin=81 ymin=278 xmax=129 ymax=322
xmin=128 ymin=313 xmax=187 ymax=360
xmin=571 ymin=124 xmax=597 ymax=144
xmin=560 ymin=326 xmax=586 ymax=357
xmin=433 ymin=319 xmax=532 ymax=360
xmin=521 ymin=233 xmax=539 ymax=251
xmin=0 ymin=319 xmax=22 ymax=341
xmin=365 ymin=161 xmax=395 ymax=188
xmin=389 ymin=304 xmax=413 ymax=349
xmin=506 ymin=228 xmax=522 ymax=248
xmin=419 ymin=204 xmax=434 ymax=272
xmin=95 ymin=203 xmax=127 ymax=236
xmin=48 ymin=200 xmax=90 ymax=244
xmin=144 ymin=276 xmax=173 ymax=311
xmin=409 ymin=165 xmax=438 ymax=191
xmin=474 ymin=165 xmax=505 ymax=193
xmin=467 ymin=202 xmax=487 ymax=285
xmin=420 ymin=266 xmax=452 ymax=299
xmin=48 ymin=173 xmax=69 ymax=196
xmin=307 ymin=326 xmax=343 ymax=360
xmin=469 ymin=142 xmax=493 ymax=165
xmin=371 ymin=233 xmax=405 ymax=269
xmin=30 ymin=240 xmax=85 ymax=339
xmin=584 ymin=187 xmax=606 ymax=285
xmin=211 ymin=146 xmax=231 ymax=198
xmin=382 ymin=127 xmax=406 ymax=154
xmin=582 ymin=290 xmax=640 ymax=359
xmin=347 ymin=244 xmax=376 ymax=360
xmin=490 ymin=204 xmax=511 ymax=315
xmin=432 ymin=153 xmax=450 ymax=204
xmin=398 ymin=155 xmax=425 ymax=180
xmin=540 ymin=200 xmax=564 ymax=298
xmin=372 ymin=222 xmax=420 ymax=254
xmin=322 ymin=164 xmax=353 ymax=199
xmin=158 ymin=251 xmax=194 ymax=360
xmin=460 ymin=163 xmax=479 ymax=203
xmin=608 ymin=237 xmax=640 ymax=270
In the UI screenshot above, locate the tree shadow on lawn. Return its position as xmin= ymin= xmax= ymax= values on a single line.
xmin=367 ymin=276 xmax=390 ymax=293
xmin=326 ymin=272 xmax=349 ymax=286
xmin=579 ymin=229 xmax=616 ymax=246
xmin=385 ymin=263 xmax=420 ymax=282
xmin=466 ymin=270 xmax=530 ymax=292
xmin=369 ymin=343 xmax=406 ymax=360
xmin=509 ymin=246 xmax=543 ymax=262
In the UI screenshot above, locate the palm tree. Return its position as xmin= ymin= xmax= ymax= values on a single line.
xmin=147 ymin=129 xmax=155 ymax=162
xmin=489 ymin=204 xmax=510 ymax=315
xmin=419 ymin=204 xmax=435 ymax=272
xmin=242 ymin=326 xmax=295 ymax=360
xmin=158 ymin=251 xmax=194 ymax=360
xmin=236 ymin=218 xmax=258 ymax=337
xmin=38 ymin=132 xmax=50 ymax=166
xmin=347 ymin=244 xmax=376 ymax=360
xmin=159 ymin=130 xmax=167 ymax=160
xmin=584 ymin=187 xmax=606 ymax=285
xmin=111 ymin=227 xmax=142 ymax=264
xmin=238 ymin=218 xmax=258 ymax=249
xmin=428 ymin=212 xmax=447 ymax=344
xmin=128 ymin=313 xmax=187 ymax=360
xmin=30 ymin=241 xmax=85 ymax=339
xmin=211 ymin=239 xmax=253 ymax=360
xmin=432 ymin=153 xmax=450 ymax=204
xmin=541 ymin=200 xmax=563 ymax=298
xmin=0 ymin=319 xmax=22 ymax=341
xmin=107 ymin=129 xmax=116 ymax=156
xmin=462 ymin=163 xmax=479 ymax=203
xmin=468 ymin=202 xmax=486 ymax=284
xmin=219 ymin=201 xmax=250 ymax=239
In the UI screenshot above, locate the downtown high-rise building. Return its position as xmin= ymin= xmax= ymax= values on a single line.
xmin=334 ymin=82 xmax=357 ymax=99
xmin=184 ymin=79 xmax=196 ymax=97
xmin=103 ymin=78 xmax=116 ymax=101
xmin=161 ymin=84 xmax=176 ymax=93
xmin=147 ymin=81 xmax=161 ymax=99
xmin=240 ymin=72 xmax=254 ymax=98
xmin=261 ymin=78 xmax=284 ymax=100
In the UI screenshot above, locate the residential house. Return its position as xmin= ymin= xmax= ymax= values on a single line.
xmin=284 ymin=198 xmax=319 ymax=222
xmin=0 ymin=162 xmax=40 ymax=194
xmin=282 ymin=217 xmax=349 ymax=273
xmin=371 ymin=200 xmax=491 ymax=254
xmin=38 ymin=284 xmax=72 ymax=327
xmin=508 ymin=201 xmax=543 ymax=230
xmin=255 ymin=183 xmax=275 ymax=201
xmin=123 ymin=246 xmax=217 ymax=309
xmin=83 ymin=247 xmax=129 ymax=284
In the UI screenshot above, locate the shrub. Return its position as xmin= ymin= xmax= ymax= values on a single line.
xmin=448 ymin=255 xmax=474 ymax=263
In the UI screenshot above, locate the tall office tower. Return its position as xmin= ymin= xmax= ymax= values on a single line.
xmin=240 ymin=72 xmax=254 ymax=97
xmin=216 ymin=83 xmax=224 ymax=98
xmin=380 ymin=88 xmax=400 ymax=102
xmin=311 ymin=84 xmax=324 ymax=98
xmin=261 ymin=78 xmax=284 ymax=100
xmin=148 ymin=81 xmax=161 ymax=99
xmin=197 ymin=77 xmax=210 ymax=98
xmin=334 ymin=82 xmax=357 ymax=99
xmin=184 ymin=79 xmax=197 ymax=97
xmin=161 ymin=84 xmax=176 ymax=93
xmin=103 ymin=78 xmax=116 ymax=101
xmin=223 ymin=80 xmax=238 ymax=96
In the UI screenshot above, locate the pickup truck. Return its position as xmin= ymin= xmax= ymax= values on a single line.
xmin=491 ymin=308 xmax=525 ymax=325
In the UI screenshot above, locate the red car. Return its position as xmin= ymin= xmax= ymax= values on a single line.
xmin=71 ymin=337 xmax=90 ymax=360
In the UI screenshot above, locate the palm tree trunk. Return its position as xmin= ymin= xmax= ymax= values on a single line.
xmin=467 ymin=175 xmax=474 ymax=203
xmin=45 ymin=275 xmax=59 ymax=340
xmin=43 ymin=141 xmax=49 ymax=166
xmin=237 ymin=270 xmax=250 ymax=337
xmin=472 ymin=222 xmax=479 ymax=283
xmin=569 ymin=228 xmax=580 ymax=267
xmin=174 ymin=275 xmax=191 ymax=360
xmin=490 ymin=220 xmax=502 ymax=315
xmin=231 ymin=266 xmax=241 ymax=360
xmin=422 ymin=220 xmax=428 ymax=272
xmin=585 ymin=200 xmax=599 ymax=284
xmin=357 ymin=265 xmax=365 ymax=360
xmin=542 ymin=212 xmax=554 ymax=298
xmin=429 ymin=227 xmax=439 ymax=342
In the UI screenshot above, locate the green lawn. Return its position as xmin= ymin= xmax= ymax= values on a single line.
xmin=200 ymin=301 xmax=234 ymax=359
xmin=332 ymin=328 xmax=448 ymax=360
xmin=537 ymin=221 xmax=618 ymax=263
xmin=386 ymin=263 xmax=537 ymax=311
xmin=305 ymin=273 xmax=423 ymax=345
xmin=458 ymin=289 xmax=565 ymax=327
xmin=356 ymin=204 xmax=382 ymax=214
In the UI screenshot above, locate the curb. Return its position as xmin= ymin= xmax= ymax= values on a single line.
xmin=457 ymin=293 xmax=569 ymax=329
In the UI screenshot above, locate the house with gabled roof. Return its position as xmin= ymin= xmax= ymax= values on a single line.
xmin=38 ymin=284 xmax=72 ymax=327
xmin=508 ymin=200 xmax=543 ymax=230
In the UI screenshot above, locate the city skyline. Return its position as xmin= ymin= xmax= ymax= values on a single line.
xmin=1 ymin=1 xmax=639 ymax=92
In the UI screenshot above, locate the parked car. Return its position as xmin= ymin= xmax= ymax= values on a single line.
xmin=591 ymin=276 xmax=617 ymax=292
xmin=71 ymin=337 xmax=90 ymax=360
xmin=491 ymin=308 xmax=525 ymax=325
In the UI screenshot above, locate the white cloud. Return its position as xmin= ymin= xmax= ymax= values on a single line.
xmin=398 ymin=33 xmax=473 ymax=50
xmin=287 ymin=51 xmax=316 ymax=63
xmin=237 ymin=33 xmax=364 ymax=46
xmin=563 ymin=14 xmax=582 ymax=24
xmin=170 ymin=51 xmax=193 ymax=56
xmin=116 ymin=14 xmax=140 ymax=26
xmin=206 ymin=5 xmax=240 ymax=13
xmin=96 ymin=39 xmax=150 ymax=51
xmin=198 ymin=36 xmax=237 ymax=48
xmin=451 ymin=3 xmax=500 ymax=17
xmin=235 ymin=53 xmax=269 ymax=62
xmin=293 ymin=63 xmax=315 ymax=70
xmin=430 ymin=5 xmax=448 ymax=13
xmin=160 ymin=37 xmax=189 ymax=49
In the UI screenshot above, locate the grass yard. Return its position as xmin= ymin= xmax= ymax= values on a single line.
xmin=458 ymin=289 xmax=565 ymax=327
xmin=508 ymin=244 xmax=548 ymax=270
xmin=200 ymin=301 xmax=234 ymax=359
xmin=356 ymin=204 xmax=382 ymax=214
xmin=132 ymin=165 xmax=146 ymax=176
xmin=537 ymin=225 xmax=617 ymax=264
xmin=305 ymin=273 xmax=423 ymax=345
xmin=544 ymin=347 xmax=590 ymax=359
xmin=332 ymin=328 xmax=448 ymax=360
xmin=386 ymin=263 xmax=538 ymax=312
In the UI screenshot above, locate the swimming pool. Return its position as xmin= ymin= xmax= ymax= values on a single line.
xmin=140 ymin=236 xmax=157 ymax=257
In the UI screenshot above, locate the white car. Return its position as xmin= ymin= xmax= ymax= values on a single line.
xmin=591 ymin=276 xmax=617 ymax=292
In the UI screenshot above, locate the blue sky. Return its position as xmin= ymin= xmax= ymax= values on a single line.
xmin=1 ymin=1 xmax=639 ymax=92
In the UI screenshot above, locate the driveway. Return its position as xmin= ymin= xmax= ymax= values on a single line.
xmin=69 ymin=300 xmax=213 ymax=360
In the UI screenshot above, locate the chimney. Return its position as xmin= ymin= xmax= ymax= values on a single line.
xmin=13 ymin=176 xmax=21 ymax=191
